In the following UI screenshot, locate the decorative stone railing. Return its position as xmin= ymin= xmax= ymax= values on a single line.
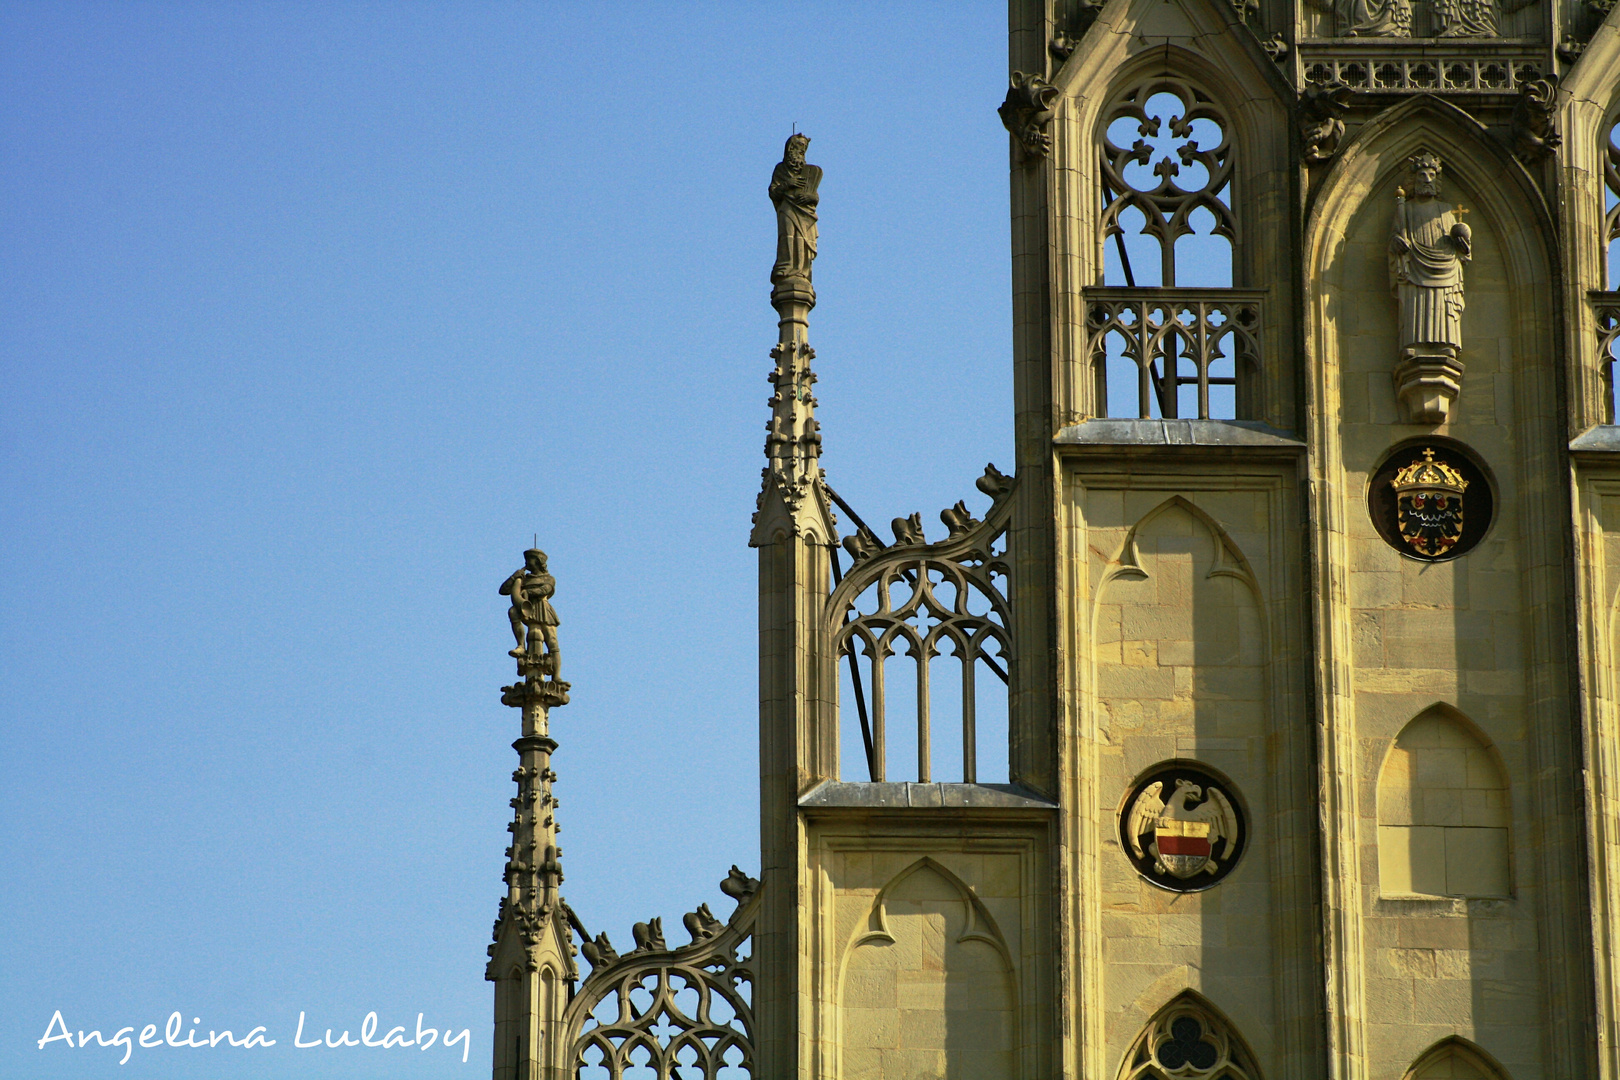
xmin=1297 ymin=42 xmax=1547 ymax=95
xmin=1084 ymin=287 xmax=1264 ymax=421
xmin=565 ymin=874 xmax=759 ymax=1080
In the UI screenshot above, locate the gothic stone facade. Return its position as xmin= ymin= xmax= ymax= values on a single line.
xmin=489 ymin=1 xmax=1620 ymax=1078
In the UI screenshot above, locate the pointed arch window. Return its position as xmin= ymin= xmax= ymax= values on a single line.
xmin=1101 ymin=79 xmax=1234 ymax=289
xmin=1091 ymin=78 xmax=1261 ymax=421
xmin=1118 ymin=992 xmax=1260 ymax=1080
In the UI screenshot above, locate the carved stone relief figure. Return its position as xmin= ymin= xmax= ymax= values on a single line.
xmin=1389 ymin=152 xmax=1472 ymax=422
xmin=1309 ymin=0 xmax=1510 ymax=37
xmin=768 ymin=133 xmax=820 ymax=289
xmin=1340 ymin=0 xmax=1413 ymax=38
xmin=1432 ymin=0 xmax=1498 ymax=36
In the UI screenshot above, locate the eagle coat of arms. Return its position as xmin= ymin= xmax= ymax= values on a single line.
xmin=1390 ymin=447 xmax=1469 ymax=558
xmin=1123 ymin=774 xmax=1243 ymax=885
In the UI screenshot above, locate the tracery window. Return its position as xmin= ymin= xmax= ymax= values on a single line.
xmin=1600 ymin=117 xmax=1620 ymax=422
xmin=1092 ymin=79 xmax=1260 ymax=421
xmin=1101 ymin=79 xmax=1234 ymax=289
xmin=1118 ymin=993 xmax=1260 ymax=1080
xmin=1605 ymin=116 xmax=1619 ymax=289
xmin=827 ymin=481 xmax=1014 ymax=785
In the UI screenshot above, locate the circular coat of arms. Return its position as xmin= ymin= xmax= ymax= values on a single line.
xmin=1367 ymin=442 xmax=1493 ymax=561
xmin=1120 ymin=764 xmax=1246 ymax=892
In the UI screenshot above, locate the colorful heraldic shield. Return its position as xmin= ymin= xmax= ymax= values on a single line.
xmin=1121 ymin=765 xmax=1246 ymax=892
xmin=1391 ymin=448 xmax=1470 ymax=558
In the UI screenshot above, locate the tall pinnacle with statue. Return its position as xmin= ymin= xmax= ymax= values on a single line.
xmin=752 ymin=133 xmax=830 ymax=542
xmin=487 ymin=547 xmax=575 ymax=1080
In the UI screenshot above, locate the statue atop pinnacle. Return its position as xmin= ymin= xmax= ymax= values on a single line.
xmin=768 ymin=132 xmax=821 ymax=311
xmin=500 ymin=547 xmax=569 ymax=709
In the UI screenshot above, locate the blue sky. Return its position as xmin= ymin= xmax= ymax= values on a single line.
xmin=0 ymin=4 xmax=1012 ymax=1077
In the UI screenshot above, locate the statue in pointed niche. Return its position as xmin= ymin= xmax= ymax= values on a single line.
xmin=1390 ymin=152 xmax=1471 ymax=357
xmin=768 ymin=133 xmax=821 ymax=289
xmin=1388 ymin=152 xmax=1472 ymax=423
xmin=501 ymin=548 xmax=560 ymax=672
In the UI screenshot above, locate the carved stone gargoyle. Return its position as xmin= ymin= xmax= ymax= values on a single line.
xmin=1300 ymin=83 xmax=1351 ymax=164
xmin=1049 ymin=0 xmax=1103 ymax=61
xmin=1511 ymin=75 xmax=1561 ymax=164
xmin=998 ymin=72 xmax=1060 ymax=162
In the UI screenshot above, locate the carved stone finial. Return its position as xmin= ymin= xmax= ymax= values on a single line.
xmin=976 ymin=462 xmax=1015 ymax=501
xmin=842 ymin=527 xmax=884 ymax=564
xmin=1389 ymin=152 xmax=1471 ymax=424
xmin=631 ymin=917 xmax=667 ymax=954
xmin=998 ymin=72 xmax=1060 ymax=163
xmin=1511 ymin=75 xmax=1561 ymax=164
xmin=891 ymin=512 xmax=926 ymax=546
xmin=941 ymin=500 xmax=981 ymax=539
xmin=683 ymin=903 xmax=725 ymax=944
xmin=1300 ymin=83 xmax=1352 ymax=164
xmin=720 ymin=865 xmax=762 ymax=903
xmin=769 ymin=133 xmax=821 ymax=309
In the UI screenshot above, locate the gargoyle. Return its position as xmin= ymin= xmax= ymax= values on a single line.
xmin=891 ymin=513 xmax=926 ymax=546
xmin=940 ymin=500 xmax=981 ymax=538
xmin=1048 ymin=0 xmax=1102 ymax=61
xmin=1511 ymin=75 xmax=1561 ymax=163
xmin=683 ymin=903 xmax=725 ymax=943
xmin=1300 ymin=83 xmax=1351 ymax=164
xmin=997 ymin=72 xmax=1060 ymax=161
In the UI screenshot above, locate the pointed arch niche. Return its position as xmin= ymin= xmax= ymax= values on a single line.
xmin=1402 ymin=1036 xmax=1511 ymax=1079
xmin=1093 ymin=496 xmax=1266 ymax=753
xmin=1377 ymin=706 xmax=1510 ymax=899
xmin=836 ymin=858 xmax=1017 ymax=1080
xmin=1117 ymin=991 xmax=1261 ymax=1080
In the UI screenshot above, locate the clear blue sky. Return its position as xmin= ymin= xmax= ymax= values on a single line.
xmin=0 ymin=3 xmax=1012 ymax=1077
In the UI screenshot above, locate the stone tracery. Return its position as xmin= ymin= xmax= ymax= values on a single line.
xmin=826 ymin=469 xmax=1015 ymax=783
xmin=1118 ymin=994 xmax=1261 ymax=1080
